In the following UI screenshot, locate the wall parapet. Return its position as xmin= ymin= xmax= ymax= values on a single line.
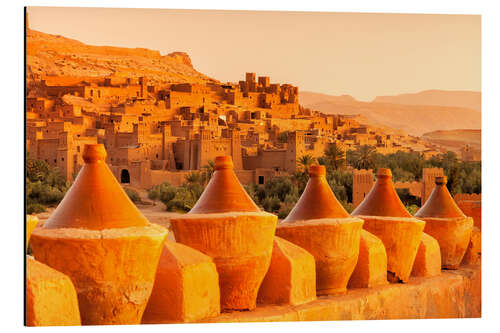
xmin=194 ymin=264 xmax=480 ymax=323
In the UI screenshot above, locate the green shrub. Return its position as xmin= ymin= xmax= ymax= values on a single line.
xmin=262 ymin=196 xmax=281 ymax=213
xmin=406 ymin=204 xmax=419 ymax=215
xmin=277 ymin=202 xmax=295 ymax=219
xmin=26 ymin=155 xmax=69 ymax=209
xmin=125 ymin=188 xmax=141 ymax=204
xmin=165 ymin=186 xmax=201 ymax=212
xmin=148 ymin=182 xmax=204 ymax=212
xmin=340 ymin=201 xmax=354 ymax=214
xmin=396 ymin=188 xmax=420 ymax=207
xmin=27 ymin=203 xmax=46 ymax=214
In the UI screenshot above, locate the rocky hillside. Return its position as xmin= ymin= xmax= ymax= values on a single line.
xmin=421 ymin=129 xmax=481 ymax=153
xmin=26 ymin=29 xmax=216 ymax=85
xmin=300 ymin=91 xmax=481 ymax=136
xmin=373 ymin=90 xmax=481 ymax=112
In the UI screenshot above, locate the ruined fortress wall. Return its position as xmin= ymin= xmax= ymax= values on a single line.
xmin=114 ymin=168 xmax=257 ymax=190
xmin=199 ymin=138 xmax=232 ymax=170
xmin=454 ymin=193 xmax=482 ymax=229
xmin=234 ymin=170 xmax=256 ymax=185
xmin=422 ymin=168 xmax=444 ymax=204
xmin=267 ymin=103 xmax=299 ymax=118
xmin=83 ymin=85 xmax=142 ymax=100
xmin=353 ymin=169 xmax=374 ymax=207
xmin=242 ymin=150 xmax=287 ymax=171
xmin=167 ymin=91 xmax=210 ymax=112
xmin=236 ymin=92 xmax=261 ymax=108
xmin=454 ymin=193 xmax=481 ymax=201
xmin=44 ymin=85 xmax=85 ymax=98
xmin=36 ymin=138 xmax=59 ymax=165
xmin=115 ymin=144 xmax=163 ymax=164
xmin=172 ymin=138 xmax=238 ymax=171
xmin=305 ymin=139 xmax=329 ymax=159
xmin=267 ymin=118 xmax=312 ymax=132
xmin=149 ymin=170 xmax=192 ymax=187
xmin=394 ymin=181 xmax=423 ymax=198
xmin=286 ymin=131 xmax=305 ymax=173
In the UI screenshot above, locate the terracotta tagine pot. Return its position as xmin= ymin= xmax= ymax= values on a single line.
xmin=415 ymin=176 xmax=473 ymax=269
xmin=352 ymin=168 xmax=425 ymax=283
xmin=276 ymin=165 xmax=364 ymax=295
xmin=30 ymin=144 xmax=168 ymax=325
xmin=170 ymin=156 xmax=277 ymax=311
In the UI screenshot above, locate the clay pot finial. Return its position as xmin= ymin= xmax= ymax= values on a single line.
xmin=43 ymin=144 xmax=149 ymax=230
xmin=352 ymin=168 xmax=411 ymax=218
xmin=415 ymin=175 xmax=465 ymax=218
xmin=215 ymin=156 xmax=233 ymax=170
xmin=435 ymin=176 xmax=447 ymax=185
xmin=82 ymin=144 xmax=107 ymax=163
xmin=189 ymin=155 xmax=260 ymax=214
xmin=377 ymin=168 xmax=392 ymax=179
xmin=308 ymin=165 xmax=326 ymax=177
xmin=283 ymin=165 xmax=349 ymax=222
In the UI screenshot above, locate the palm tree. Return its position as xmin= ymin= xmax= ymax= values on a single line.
xmin=352 ymin=145 xmax=377 ymax=170
xmin=201 ymin=160 xmax=215 ymax=185
xmin=324 ymin=143 xmax=346 ymax=170
xmin=185 ymin=171 xmax=203 ymax=184
xmin=297 ymin=154 xmax=316 ymax=172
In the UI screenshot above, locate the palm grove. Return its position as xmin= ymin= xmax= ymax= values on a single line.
xmin=26 ymin=144 xmax=481 ymax=216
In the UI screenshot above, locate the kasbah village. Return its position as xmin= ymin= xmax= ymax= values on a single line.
xmin=25 ymin=13 xmax=481 ymax=326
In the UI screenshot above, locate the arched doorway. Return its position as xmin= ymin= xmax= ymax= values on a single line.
xmin=120 ymin=169 xmax=130 ymax=184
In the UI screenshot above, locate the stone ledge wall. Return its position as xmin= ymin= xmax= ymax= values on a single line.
xmin=196 ymin=264 xmax=480 ymax=323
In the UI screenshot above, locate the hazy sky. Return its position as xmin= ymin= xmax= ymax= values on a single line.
xmin=28 ymin=7 xmax=481 ymax=101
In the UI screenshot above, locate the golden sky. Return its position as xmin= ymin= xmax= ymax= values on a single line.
xmin=28 ymin=7 xmax=481 ymax=101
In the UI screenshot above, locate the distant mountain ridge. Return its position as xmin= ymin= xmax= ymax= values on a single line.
xmin=300 ymin=90 xmax=481 ymax=136
xmin=373 ymin=90 xmax=481 ymax=112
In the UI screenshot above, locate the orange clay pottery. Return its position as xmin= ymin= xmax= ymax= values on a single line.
xmin=26 ymin=257 xmax=81 ymax=326
xmin=30 ymin=144 xmax=168 ymax=325
xmin=348 ymin=229 xmax=388 ymax=289
xmin=276 ymin=165 xmax=364 ymax=295
xmin=257 ymin=236 xmax=317 ymax=306
xmin=170 ymin=156 xmax=277 ymax=311
xmin=461 ymin=226 xmax=481 ymax=265
xmin=415 ymin=176 xmax=473 ymax=269
xmin=142 ymin=241 xmax=220 ymax=323
xmin=26 ymin=215 xmax=39 ymax=251
xmin=410 ymin=232 xmax=441 ymax=277
xmin=352 ymin=168 xmax=425 ymax=283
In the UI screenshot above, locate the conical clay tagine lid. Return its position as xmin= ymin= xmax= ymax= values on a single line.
xmin=415 ymin=176 xmax=466 ymax=218
xmin=43 ymin=144 xmax=149 ymax=230
xmin=352 ymin=168 xmax=411 ymax=218
xmin=283 ymin=165 xmax=349 ymax=222
xmin=189 ymin=156 xmax=260 ymax=214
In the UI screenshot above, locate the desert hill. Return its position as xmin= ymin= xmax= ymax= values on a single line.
xmin=300 ymin=91 xmax=481 ymax=136
xmin=421 ymin=129 xmax=481 ymax=153
xmin=26 ymin=29 xmax=216 ymax=85
xmin=373 ymin=90 xmax=481 ymax=112
xmin=299 ymin=91 xmax=358 ymax=106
